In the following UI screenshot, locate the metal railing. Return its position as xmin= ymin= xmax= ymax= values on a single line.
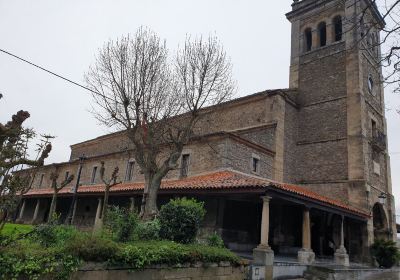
xmin=371 ymin=131 xmax=386 ymax=152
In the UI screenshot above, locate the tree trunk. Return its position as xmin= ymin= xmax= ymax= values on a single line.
xmin=101 ymin=186 xmax=110 ymax=221
xmin=140 ymin=175 xmax=161 ymax=220
xmin=0 ymin=210 xmax=8 ymax=232
xmin=48 ymin=191 xmax=58 ymax=223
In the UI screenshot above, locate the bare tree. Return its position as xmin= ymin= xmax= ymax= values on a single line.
xmin=0 ymin=95 xmax=52 ymax=230
xmin=98 ymin=161 xmax=120 ymax=224
xmin=85 ymin=28 xmax=235 ymax=220
xmin=340 ymin=0 xmax=400 ymax=91
xmin=48 ymin=167 xmax=74 ymax=222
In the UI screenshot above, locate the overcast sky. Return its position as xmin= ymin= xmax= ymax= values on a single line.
xmin=1 ymin=0 xmax=400 ymax=218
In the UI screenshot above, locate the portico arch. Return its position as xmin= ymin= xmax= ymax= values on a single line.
xmin=372 ymin=203 xmax=389 ymax=240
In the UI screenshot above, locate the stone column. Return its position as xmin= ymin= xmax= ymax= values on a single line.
xmin=311 ymin=29 xmax=318 ymax=50
xmin=334 ymin=216 xmax=349 ymax=266
xmin=93 ymin=198 xmax=103 ymax=231
xmin=327 ymin=23 xmax=334 ymax=44
xmin=129 ymin=197 xmax=135 ymax=212
xmin=31 ymin=199 xmax=41 ymax=224
xmin=17 ymin=199 xmax=26 ymax=222
xmin=298 ymin=207 xmax=315 ymax=264
xmin=253 ymin=196 xmax=274 ymax=280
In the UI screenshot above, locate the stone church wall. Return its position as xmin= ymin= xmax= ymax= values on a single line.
xmin=295 ymin=43 xmax=348 ymax=184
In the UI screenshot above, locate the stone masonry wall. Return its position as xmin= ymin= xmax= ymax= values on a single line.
xmin=71 ymin=263 xmax=246 ymax=280
xmin=283 ymin=101 xmax=299 ymax=183
xmin=27 ymin=128 xmax=276 ymax=191
xmin=295 ymin=42 xmax=348 ymax=183
xmin=225 ymin=138 xmax=274 ymax=179
xmin=70 ymin=94 xmax=276 ymax=161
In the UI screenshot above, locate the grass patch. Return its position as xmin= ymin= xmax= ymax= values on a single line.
xmin=2 ymin=223 xmax=33 ymax=236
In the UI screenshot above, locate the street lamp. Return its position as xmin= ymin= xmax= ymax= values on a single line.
xmin=378 ymin=192 xmax=387 ymax=205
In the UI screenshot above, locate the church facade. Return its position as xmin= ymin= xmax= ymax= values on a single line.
xmin=16 ymin=0 xmax=396 ymax=266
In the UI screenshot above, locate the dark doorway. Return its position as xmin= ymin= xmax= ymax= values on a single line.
xmin=222 ymin=200 xmax=262 ymax=246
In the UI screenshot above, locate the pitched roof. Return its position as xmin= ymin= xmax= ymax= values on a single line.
xmin=24 ymin=170 xmax=368 ymax=218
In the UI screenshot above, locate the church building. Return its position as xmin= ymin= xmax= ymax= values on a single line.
xmin=16 ymin=0 xmax=396 ymax=266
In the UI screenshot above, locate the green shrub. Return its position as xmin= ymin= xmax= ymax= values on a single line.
xmin=0 ymin=245 xmax=80 ymax=280
xmin=65 ymin=234 xmax=119 ymax=262
xmin=112 ymin=241 xmax=239 ymax=269
xmin=104 ymin=206 xmax=138 ymax=242
xmin=206 ymin=232 xmax=225 ymax=248
xmin=159 ymin=197 xmax=206 ymax=244
xmin=371 ymin=239 xmax=400 ymax=268
xmin=31 ymin=224 xmax=78 ymax=247
xmin=135 ymin=219 xmax=160 ymax=241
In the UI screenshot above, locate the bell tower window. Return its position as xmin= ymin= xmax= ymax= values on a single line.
xmin=304 ymin=28 xmax=312 ymax=52
xmin=318 ymin=22 xmax=327 ymax=47
xmin=333 ymin=16 xmax=342 ymax=41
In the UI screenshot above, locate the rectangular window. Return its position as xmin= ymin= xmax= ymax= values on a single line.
xmin=91 ymin=166 xmax=98 ymax=184
xmin=252 ymin=157 xmax=259 ymax=174
xmin=125 ymin=161 xmax=135 ymax=181
xmin=180 ymin=154 xmax=190 ymax=177
xmin=39 ymin=174 xmax=44 ymax=187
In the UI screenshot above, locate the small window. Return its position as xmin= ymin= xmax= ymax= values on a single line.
xmin=318 ymin=22 xmax=327 ymax=47
xmin=125 ymin=161 xmax=135 ymax=181
xmin=180 ymin=154 xmax=190 ymax=177
xmin=371 ymin=119 xmax=377 ymax=138
xmin=368 ymin=75 xmax=375 ymax=95
xmin=304 ymin=28 xmax=312 ymax=52
xmin=39 ymin=174 xmax=44 ymax=187
xmin=333 ymin=16 xmax=342 ymax=41
xmin=64 ymin=171 xmax=70 ymax=182
xmin=91 ymin=166 xmax=98 ymax=184
xmin=252 ymin=157 xmax=259 ymax=174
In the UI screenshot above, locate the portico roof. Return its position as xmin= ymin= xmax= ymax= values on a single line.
xmin=24 ymin=169 xmax=369 ymax=219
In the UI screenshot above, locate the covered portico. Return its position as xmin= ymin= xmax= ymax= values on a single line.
xmin=20 ymin=169 xmax=370 ymax=271
xmin=251 ymin=188 xmax=369 ymax=276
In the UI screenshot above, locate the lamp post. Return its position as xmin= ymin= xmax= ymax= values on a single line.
xmin=378 ymin=192 xmax=387 ymax=205
xmin=65 ymin=155 xmax=86 ymax=225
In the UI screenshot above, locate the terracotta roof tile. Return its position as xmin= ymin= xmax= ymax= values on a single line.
xmin=24 ymin=170 xmax=368 ymax=217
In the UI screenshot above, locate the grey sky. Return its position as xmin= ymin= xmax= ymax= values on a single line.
xmin=1 ymin=0 xmax=399 ymax=217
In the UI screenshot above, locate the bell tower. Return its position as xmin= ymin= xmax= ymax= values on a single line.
xmin=286 ymin=0 xmax=396 ymax=243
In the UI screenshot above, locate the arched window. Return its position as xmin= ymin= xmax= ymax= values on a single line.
xmin=304 ymin=28 xmax=312 ymax=52
xmin=368 ymin=75 xmax=375 ymax=95
xmin=318 ymin=22 xmax=327 ymax=47
xmin=333 ymin=16 xmax=342 ymax=41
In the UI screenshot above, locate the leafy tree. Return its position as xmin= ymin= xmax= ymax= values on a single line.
xmin=0 ymin=94 xmax=52 ymax=231
xmin=85 ymin=28 xmax=235 ymax=220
